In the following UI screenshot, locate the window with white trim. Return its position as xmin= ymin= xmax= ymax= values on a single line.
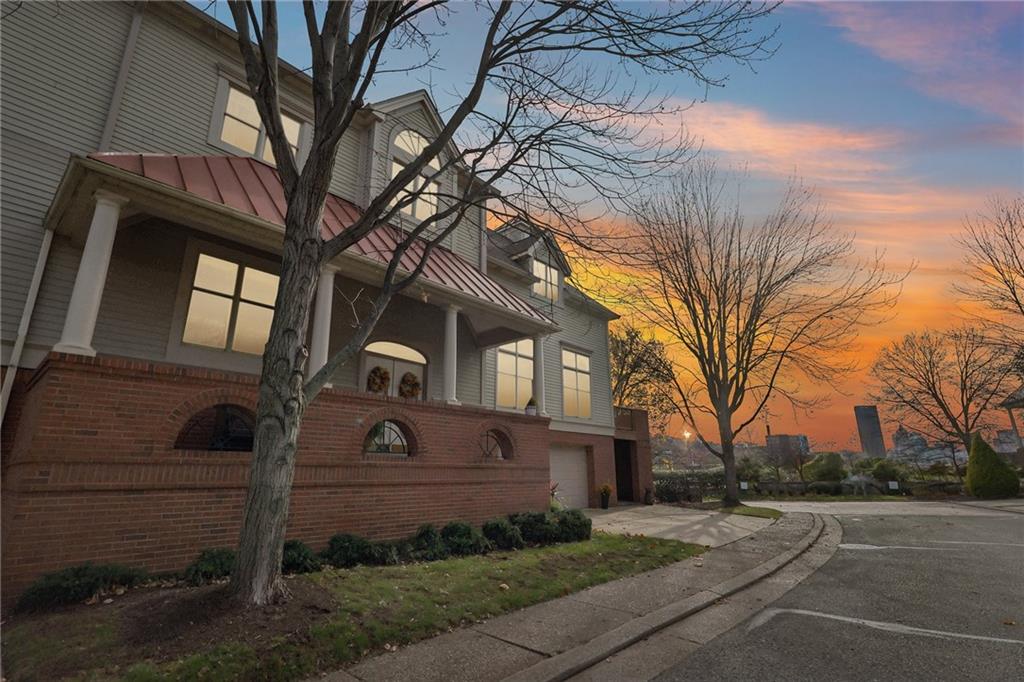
xmin=391 ymin=129 xmax=441 ymax=219
xmin=562 ymin=348 xmax=591 ymax=419
xmin=496 ymin=339 xmax=534 ymax=410
xmin=532 ymin=259 xmax=559 ymax=301
xmin=182 ymin=253 xmax=279 ymax=355
xmin=214 ymin=82 xmax=304 ymax=164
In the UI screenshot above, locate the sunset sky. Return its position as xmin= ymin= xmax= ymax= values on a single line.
xmin=202 ymin=1 xmax=1023 ymax=450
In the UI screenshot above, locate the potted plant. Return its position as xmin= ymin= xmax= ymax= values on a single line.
xmin=525 ymin=397 xmax=538 ymax=416
xmin=599 ymin=483 xmax=613 ymax=509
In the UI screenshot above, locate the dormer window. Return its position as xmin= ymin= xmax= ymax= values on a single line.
xmin=211 ymin=79 xmax=305 ymax=165
xmin=532 ymin=259 xmax=559 ymax=302
xmin=391 ymin=129 xmax=441 ymax=220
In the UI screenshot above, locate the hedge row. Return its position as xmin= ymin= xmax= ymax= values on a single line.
xmin=16 ymin=510 xmax=592 ymax=611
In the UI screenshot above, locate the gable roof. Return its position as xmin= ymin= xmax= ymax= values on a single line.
xmin=492 ymin=218 xmax=571 ymax=275
xmin=86 ymin=153 xmax=553 ymax=327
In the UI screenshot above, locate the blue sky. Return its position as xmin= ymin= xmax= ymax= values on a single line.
xmin=199 ymin=1 xmax=1023 ymax=446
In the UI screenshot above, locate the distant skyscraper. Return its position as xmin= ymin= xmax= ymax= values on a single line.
xmin=854 ymin=405 xmax=886 ymax=457
xmin=766 ymin=434 xmax=810 ymax=469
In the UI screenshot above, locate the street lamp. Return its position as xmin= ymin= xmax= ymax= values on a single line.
xmin=683 ymin=429 xmax=693 ymax=468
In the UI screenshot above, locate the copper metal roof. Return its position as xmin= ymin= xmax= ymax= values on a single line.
xmin=88 ymin=153 xmax=551 ymax=325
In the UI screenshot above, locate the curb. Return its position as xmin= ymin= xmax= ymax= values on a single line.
xmin=502 ymin=513 xmax=826 ymax=682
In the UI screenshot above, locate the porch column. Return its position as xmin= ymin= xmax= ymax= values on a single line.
xmin=309 ymin=265 xmax=336 ymax=386
xmin=533 ymin=333 xmax=547 ymax=416
xmin=444 ymin=305 xmax=460 ymax=404
xmin=54 ymin=190 xmax=129 ymax=356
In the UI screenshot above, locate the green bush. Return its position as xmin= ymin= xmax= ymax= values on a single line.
xmin=736 ymin=456 xmax=765 ymax=483
xmin=482 ymin=518 xmax=525 ymax=550
xmin=508 ymin=511 xmax=560 ymax=545
xmin=183 ymin=548 xmax=235 ymax=586
xmin=409 ymin=524 xmax=449 ymax=561
xmin=554 ymin=509 xmax=592 ymax=542
xmin=965 ymin=435 xmax=1021 ymax=499
xmin=368 ymin=541 xmax=404 ymax=566
xmin=807 ymin=481 xmax=842 ymax=495
xmin=321 ymin=533 xmax=374 ymax=568
xmin=440 ymin=522 xmax=492 ymax=556
xmin=805 ymin=452 xmax=847 ymax=482
xmin=16 ymin=563 xmax=146 ymax=612
xmin=871 ymin=459 xmax=908 ymax=483
xmin=282 ymin=540 xmax=322 ymax=574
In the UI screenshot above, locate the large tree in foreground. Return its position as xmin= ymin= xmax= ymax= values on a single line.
xmin=870 ymin=327 xmax=1015 ymax=476
xmin=630 ymin=161 xmax=904 ymax=506
xmin=610 ymin=323 xmax=677 ymax=434
xmin=222 ymin=0 xmax=779 ymax=605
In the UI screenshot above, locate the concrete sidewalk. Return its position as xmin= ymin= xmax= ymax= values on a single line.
xmin=330 ymin=512 xmax=820 ymax=682
xmin=585 ymin=504 xmax=774 ymax=547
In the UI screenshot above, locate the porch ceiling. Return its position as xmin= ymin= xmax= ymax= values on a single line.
xmin=46 ymin=154 xmax=558 ymax=342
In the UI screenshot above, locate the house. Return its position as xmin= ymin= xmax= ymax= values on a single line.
xmin=0 ymin=1 xmax=652 ymax=600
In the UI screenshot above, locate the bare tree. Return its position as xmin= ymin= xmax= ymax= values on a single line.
xmin=870 ymin=327 xmax=1015 ymax=476
xmin=223 ymin=1 xmax=779 ymax=605
xmin=629 ymin=161 xmax=905 ymax=506
xmin=610 ymin=322 xmax=676 ymax=434
xmin=955 ymin=195 xmax=1024 ymax=347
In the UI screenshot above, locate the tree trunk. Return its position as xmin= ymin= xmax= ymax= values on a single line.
xmin=231 ymin=230 xmax=320 ymax=606
xmin=718 ymin=417 xmax=739 ymax=506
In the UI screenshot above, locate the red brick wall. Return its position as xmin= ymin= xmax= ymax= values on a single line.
xmin=1 ymin=353 xmax=552 ymax=604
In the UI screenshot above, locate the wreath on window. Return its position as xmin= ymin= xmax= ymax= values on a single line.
xmin=366 ymin=366 xmax=391 ymax=394
xmin=398 ymin=371 xmax=422 ymax=399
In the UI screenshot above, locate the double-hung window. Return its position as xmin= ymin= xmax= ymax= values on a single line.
xmin=182 ymin=253 xmax=279 ymax=355
xmin=497 ymin=339 xmax=534 ymax=409
xmin=215 ymin=82 xmax=303 ymax=164
xmin=532 ymin=259 xmax=559 ymax=301
xmin=562 ymin=349 xmax=591 ymax=418
xmin=391 ymin=129 xmax=442 ymax=220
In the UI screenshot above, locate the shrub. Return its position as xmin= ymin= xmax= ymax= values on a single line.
xmin=805 ymin=452 xmax=847 ymax=483
xmin=736 ymin=456 xmax=765 ymax=483
xmin=321 ymin=533 xmax=374 ymax=568
xmin=409 ymin=524 xmax=449 ymax=561
xmin=368 ymin=541 xmax=404 ymax=566
xmin=282 ymin=540 xmax=322 ymax=574
xmin=508 ymin=511 xmax=560 ymax=545
xmin=965 ymin=435 xmax=1021 ymax=499
xmin=482 ymin=518 xmax=525 ymax=550
xmin=183 ymin=548 xmax=235 ymax=586
xmin=555 ymin=509 xmax=592 ymax=542
xmin=871 ymin=459 xmax=908 ymax=483
xmin=16 ymin=563 xmax=146 ymax=612
xmin=441 ymin=522 xmax=492 ymax=556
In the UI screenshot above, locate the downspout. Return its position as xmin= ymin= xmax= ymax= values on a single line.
xmin=1 ymin=3 xmax=144 ymax=423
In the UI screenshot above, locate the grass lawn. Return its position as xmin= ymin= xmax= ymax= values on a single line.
xmin=720 ymin=505 xmax=783 ymax=519
xmin=2 ymin=532 xmax=703 ymax=682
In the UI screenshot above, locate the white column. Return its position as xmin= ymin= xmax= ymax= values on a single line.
xmin=533 ymin=333 xmax=547 ymax=416
xmin=309 ymin=265 xmax=336 ymax=386
xmin=54 ymin=190 xmax=129 ymax=356
xmin=444 ymin=305 xmax=460 ymax=404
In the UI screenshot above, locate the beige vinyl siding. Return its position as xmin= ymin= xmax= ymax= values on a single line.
xmin=0 ymin=1 xmax=132 ymax=355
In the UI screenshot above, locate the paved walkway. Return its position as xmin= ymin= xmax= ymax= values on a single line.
xmin=752 ymin=500 xmax=1017 ymax=516
xmin=328 ymin=513 xmax=818 ymax=682
xmin=585 ymin=504 xmax=774 ymax=547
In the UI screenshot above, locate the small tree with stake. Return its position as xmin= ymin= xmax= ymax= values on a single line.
xmin=221 ymin=0 xmax=780 ymax=605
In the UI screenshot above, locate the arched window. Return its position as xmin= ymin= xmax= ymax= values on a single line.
xmin=175 ymin=404 xmax=255 ymax=451
xmin=482 ymin=429 xmax=513 ymax=461
xmin=391 ymin=128 xmax=441 ymax=219
xmin=364 ymin=420 xmax=410 ymax=456
xmin=363 ymin=341 xmax=427 ymax=399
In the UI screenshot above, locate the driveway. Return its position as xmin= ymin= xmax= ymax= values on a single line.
xmin=653 ymin=502 xmax=1024 ymax=681
xmin=750 ymin=499 xmax=1014 ymax=517
xmin=585 ymin=504 xmax=774 ymax=547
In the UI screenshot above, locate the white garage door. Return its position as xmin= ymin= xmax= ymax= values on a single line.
xmin=550 ymin=445 xmax=589 ymax=508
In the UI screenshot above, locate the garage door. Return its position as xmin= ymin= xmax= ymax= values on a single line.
xmin=550 ymin=445 xmax=589 ymax=508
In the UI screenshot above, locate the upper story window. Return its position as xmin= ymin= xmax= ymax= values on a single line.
xmin=182 ymin=253 xmax=279 ymax=355
xmin=212 ymin=79 xmax=305 ymax=165
xmin=562 ymin=348 xmax=591 ymax=419
xmin=391 ymin=129 xmax=441 ymax=220
xmin=497 ymin=339 xmax=533 ymax=410
xmin=532 ymin=259 xmax=560 ymax=301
